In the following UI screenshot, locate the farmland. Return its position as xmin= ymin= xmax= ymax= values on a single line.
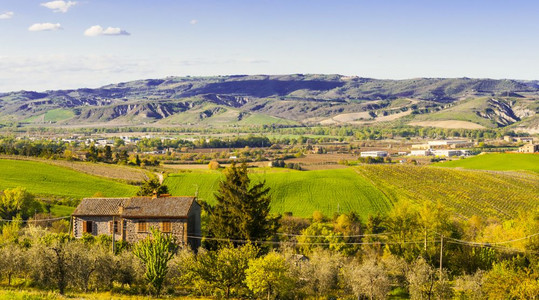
xmin=0 ymin=157 xmax=537 ymax=220
xmin=0 ymin=159 xmax=138 ymax=199
xmin=165 ymin=168 xmax=392 ymax=218
xmin=435 ymin=153 xmax=539 ymax=173
xmin=356 ymin=164 xmax=539 ymax=219
xmin=165 ymin=165 xmax=539 ymax=219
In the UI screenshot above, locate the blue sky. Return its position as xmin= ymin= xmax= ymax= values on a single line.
xmin=1 ymin=0 xmax=539 ymax=92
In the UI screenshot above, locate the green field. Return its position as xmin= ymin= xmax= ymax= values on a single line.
xmin=165 ymin=168 xmax=391 ymax=218
xmin=435 ymin=153 xmax=539 ymax=173
xmin=166 ymin=165 xmax=539 ymax=220
xmin=0 ymin=159 xmax=138 ymax=199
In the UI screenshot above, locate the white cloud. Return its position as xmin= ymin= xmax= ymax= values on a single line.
xmin=84 ymin=25 xmax=130 ymax=37
xmin=28 ymin=23 xmax=62 ymax=31
xmin=41 ymin=1 xmax=77 ymax=13
xmin=0 ymin=11 xmax=14 ymax=19
xmin=190 ymin=19 xmax=198 ymax=25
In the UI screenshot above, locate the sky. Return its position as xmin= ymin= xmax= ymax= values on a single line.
xmin=1 ymin=0 xmax=539 ymax=92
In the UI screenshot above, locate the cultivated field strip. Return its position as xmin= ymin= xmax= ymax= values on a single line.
xmin=355 ymin=165 xmax=539 ymax=219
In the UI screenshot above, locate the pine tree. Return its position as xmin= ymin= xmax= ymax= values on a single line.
xmin=206 ymin=163 xmax=279 ymax=246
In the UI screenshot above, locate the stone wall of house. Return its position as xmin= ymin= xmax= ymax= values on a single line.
xmin=73 ymin=216 xmax=114 ymax=238
xmin=124 ymin=218 xmax=187 ymax=244
xmin=73 ymin=217 xmax=195 ymax=247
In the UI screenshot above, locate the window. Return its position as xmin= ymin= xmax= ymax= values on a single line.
xmin=109 ymin=221 xmax=120 ymax=234
xmin=162 ymin=221 xmax=171 ymax=233
xmin=82 ymin=221 xmax=93 ymax=234
xmin=137 ymin=221 xmax=148 ymax=233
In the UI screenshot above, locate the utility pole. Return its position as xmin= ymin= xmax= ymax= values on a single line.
xmin=112 ymin=216 xmax=116 ymax=254
xmin=439 ymin=234 xmax=443 ymax=279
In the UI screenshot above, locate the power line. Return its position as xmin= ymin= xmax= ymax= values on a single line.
xmin=445 ymin=232 xmax=539 ymax=246
xmin=277 ymin=232 xmax=391 ymax=238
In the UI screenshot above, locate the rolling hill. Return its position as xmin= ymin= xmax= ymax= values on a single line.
xmin=0 ymin=159 xmax=138 ymax=199
xmin=164 ymin=165 xmax=539 ymax=220
xmin=1 ymin=75 xmax=538 ymax=131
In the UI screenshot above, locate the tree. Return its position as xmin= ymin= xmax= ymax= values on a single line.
xmin=192 ymin=243 xmax=258 ymax=298
xmin=0 ymin=187 xmax=41 ymax=220
xmin=405 ymin=257 xmax=452 ymax=300
xmin=137 ymin=176 xmax=168 ymax=196
xmin=245 ymin=252 xmax=296 ymax=300
xmin=29 ymin=233 xmax=73 ymax=295
xmin=206 ymin=163 xmax=280 ymax=245
xmin=300 ymin=249 xmax=344 ymax=297
xmin=344 ymin=258 xmax=391 ymax=300
xmin=133 ymin=228 xmax=177 ymax=295
xmin=0 ymin=243 xmax=26 ymax=285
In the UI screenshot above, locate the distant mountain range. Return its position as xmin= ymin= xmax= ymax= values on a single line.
xmin=0 ymin=74 xmax=537 ymax=132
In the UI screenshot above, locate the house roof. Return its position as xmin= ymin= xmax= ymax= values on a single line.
xmin=72 ymin=196 xmax=197 ymax=218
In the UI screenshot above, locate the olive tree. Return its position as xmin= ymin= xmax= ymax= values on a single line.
xmin=344 ymin=257 xmax=391 ymax=300
xmin=0 ymin=243 xmax=26 ymax=285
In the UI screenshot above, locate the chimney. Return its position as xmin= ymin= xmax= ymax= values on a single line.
xmin=118 ymin=205 xmax=124 ymax=215
xmin=152 ymin=190 xmax=158 ymax=199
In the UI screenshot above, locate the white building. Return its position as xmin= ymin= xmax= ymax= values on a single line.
xmin=427 ymin=140 xmax=471 ymax=148
xmin=432 ymin=149 xmax=469 ymax=157
xmin=360 ymin=151 xmax=388 ymax=158
xmin=410 ymin=150 xmax=432 ymax=156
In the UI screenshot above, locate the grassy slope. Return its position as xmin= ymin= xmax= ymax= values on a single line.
xmin=435 ymin=153 xmax=539 ymax=173
xmin=0 ymin=159 xmax=138 ymax=199
xmin=165 ymin=168 xmax=391 ymax=218
xmin=413 ymin=97 xmax=495 ymax=127
xmin=356 ymin=165 xmax=539 ymax=219
xmin=166 ymin=165 xmax=538 ymax=220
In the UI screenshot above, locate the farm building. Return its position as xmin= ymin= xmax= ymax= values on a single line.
xmin=410 ymin=149 xmax=432 ymax=156
xmin=360 ymin=151 xmax=388 ymax=157
xmin=410 ymin=149 xmax=471 ymax=157
xmin=432 ymin=149 xmax=470 ymax=157
xmin=518 ymin=143 xmax=539 ymax=153
xmin=72 ymin=196 xmax=201 ymax=249
xmin=427 ymin=140 xmax=472 ymax=148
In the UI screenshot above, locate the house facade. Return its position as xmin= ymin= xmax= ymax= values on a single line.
xmin=72 ymin=196 xmax=201 ymax=249
xmin=518 ymin=143 xmax=539 ymax=153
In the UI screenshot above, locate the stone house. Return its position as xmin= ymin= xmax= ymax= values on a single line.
xmin=518 ymin=143 xmax=539 ymax=153
xmin=72 ymin=196 xmax=201 ymax=249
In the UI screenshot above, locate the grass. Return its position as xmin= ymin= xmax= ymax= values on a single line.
xmin=237 ymin=113 xmax=299 ymax=126
xmin=43 ymin=109 xmax=74 ymax=122
xmin=166 ymin=165 xmax=539 ymax=220
xmin=23 ymin=109 xmax=74 ymax=123
xmin=435 ymin=153 xmax=539 ymax=173
xmin=50 ymin=204 xmax=76 ymax=216
xmin=0 ymin=159 xmax=138 ymax=199
xmin=165 ymin=168 xmax=391 ymax=219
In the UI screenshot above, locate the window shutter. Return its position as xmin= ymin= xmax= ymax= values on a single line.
xmin=109 ymin=221 xmax=113 ymax=233
xmin=83 ymin=221 xmax=88 ymax=233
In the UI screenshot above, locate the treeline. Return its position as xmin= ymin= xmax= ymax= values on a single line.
xmin=6 ymin=122 xmax=533 ymax=141
xmin=0 ymin=137 xmax=66 ymax=158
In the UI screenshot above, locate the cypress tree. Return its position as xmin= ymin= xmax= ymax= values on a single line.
xmin=206 ymin=163 xmax=280 ymax=247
